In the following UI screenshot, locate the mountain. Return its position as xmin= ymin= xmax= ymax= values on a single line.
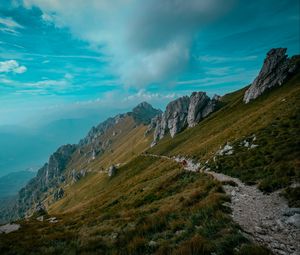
xmin=0 ymin=48 xmax=299 ymax=255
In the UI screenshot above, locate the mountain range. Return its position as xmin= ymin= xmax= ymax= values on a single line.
xmin=0 ymin=48 xmax=299 ymax=255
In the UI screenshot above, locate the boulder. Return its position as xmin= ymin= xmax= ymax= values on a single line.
xmin=108 ymin=165 xmax=117 ymax=177
xmin=0 ymin=224 xmax=20 ymax=234
xmin=244 ymin=48 xmax=298 ymax=103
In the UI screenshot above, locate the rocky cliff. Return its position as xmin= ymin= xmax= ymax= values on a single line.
xmin=4 ymin=103 xmax=161 ymax=221
xmin=244 ymin=48 xmax=298 ymax=103
xmin=151 ymin=92 xmax=220 ymax=146
xmin=15 ymin=144 xmax=77 ymax=218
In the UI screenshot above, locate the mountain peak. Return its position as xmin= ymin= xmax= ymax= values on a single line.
xmin=132 ymin=101 xmax=154 ymax=112
xmin=131 ymin=101 xmax=162 ymax=125
xmin=243 ymin=48 xmax=298 ymax=103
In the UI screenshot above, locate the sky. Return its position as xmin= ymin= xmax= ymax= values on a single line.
xmin=0 ymin=0 xmax=299 ymax=126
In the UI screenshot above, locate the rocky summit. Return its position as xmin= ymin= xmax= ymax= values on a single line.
xmin=151 ymin=92 xmax=220 ymax=146
xmin=244 ymin=48 xmax=298 ymax=103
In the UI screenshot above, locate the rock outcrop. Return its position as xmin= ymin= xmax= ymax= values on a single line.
xmin=108 ymin=165 xmax=117 ymax=177
xmin=53 ymin=188 xmax=64 ymax=201
xmin=188 ymin=92 xmax=214 ymax=127
xmin=244 ymin=48 xmax=298 ymax=103
xmin=151 ymin=92 xmax=219 ymax=146
xmin=15 ymin=144 xmax=76 ymax=219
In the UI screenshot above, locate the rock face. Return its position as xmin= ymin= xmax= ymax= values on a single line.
xmin=188 ymin=92 xmax=211 ymax=127
xmin=244 ymin=48 xmax=298 ymax=103
xmin=151 ymin=92 xmax=219 ymax=145
xmin=162 ymin=96 xmax=190 ymax=138
xmin=15 ymin=144 xmax=76 ymax=219
xmin=53 ymin=188 xmax=64 ymax=201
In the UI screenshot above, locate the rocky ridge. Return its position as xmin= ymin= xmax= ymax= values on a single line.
xmin=3 ymin=103 xmax=161 ymax=222
xmin=15 ymin=144 xmax=77 ymax=218
xmin=244 ymin=48 xmax=299 ymax=103
xmin=151 ymin=92 xmax=220 ymax=146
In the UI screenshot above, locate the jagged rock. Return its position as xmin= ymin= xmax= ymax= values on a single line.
xmin=152 ymin=96 xmax=190 ymax=143
xmin=145 ymin=115 xmax=160 ymax=136
xmin=152 ymin=92 xmax=219 ymax=145
xmin=108 ymin=165 xmax=117 ymax=177
xmin=187 ymin=92 xmax=210 ymax=127
xmin=217 ymin=143 xmax=234 ymax=156
xmin=35 ymin=202 xmax=47 ymax=215
xmin=244 ymin=48 xmax=298 ymax=103
xmin=71 ymin=169 xmax=87 ymax=183
xmin=53 ymin=187 xmax=64 ymax=201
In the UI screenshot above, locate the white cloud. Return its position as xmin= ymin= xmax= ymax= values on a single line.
xmin=0 ymin=60 xmax=27 ymax=74
xmin=0 ymin=17 xmax=23 ymax=35
xmin=0 ymin=17 xmax=23 ymax=29
xmin=123 ymin=89 xmax=177 ymax=102
xmin=23 ymin=0 xmax=233 ymax=87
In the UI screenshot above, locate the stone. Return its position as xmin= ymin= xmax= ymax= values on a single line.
xmin=36 ymin=216 xmax=44 ymax=222
xmin=53 ymin=187 xmax=64 ymax=201
xmin=244 ymin=48 xmax=298 ymax=103
xmin=72 ymin=169 xmax=87 ymax=183
xmin=47 ymin=217 xmax=58 ymax=223
xmin=285 ymin=214 xmax=300 ymax=228
xmin=108 ymin=165 xmax=117 ymax=177
xmin=0 ymin=224 xmax=20 ymax=234
xmin=218 ymin=143 xmax=234 ymax=156
xmin=35 ymin=202 xmax=47 ymax=215
xmin=148 ymin=240 xmax=158 ymax=247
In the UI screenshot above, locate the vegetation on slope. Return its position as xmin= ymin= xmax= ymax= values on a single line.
xmin=0 ymin=156 xmax=269 ymax=254
xmin=148 ymin=72 xmax=300 ymax=204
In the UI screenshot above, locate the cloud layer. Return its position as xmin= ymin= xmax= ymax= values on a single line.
xmin=0 ymin=60 xmax=27 ymax=73
xmin=23 ymin=0 xmax=233 ymax=87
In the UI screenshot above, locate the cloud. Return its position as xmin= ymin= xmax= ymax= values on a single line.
xmin=22 ymin=0 xmax=234 ymax=87
xmin=0 ymin=60 xmax=27 ymax=74
xmin=0 ymin=16 xmax=23 ymax=35
xmin=0 ymin=17 xmax=23 ymax=29
xmin=123 ymin=89 xmax=177 ymax=102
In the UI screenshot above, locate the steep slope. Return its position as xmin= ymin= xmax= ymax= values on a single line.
xmin=3 ymin=102 xmax=161 ymax=222
xmin=1 ymin=49 xmax=299 ymax=255
xmin=0 ymin=155 xmax=267 ymax=255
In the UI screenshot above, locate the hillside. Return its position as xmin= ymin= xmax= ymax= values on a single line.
xmin=0 ymin=49 xmax=299 ymax=255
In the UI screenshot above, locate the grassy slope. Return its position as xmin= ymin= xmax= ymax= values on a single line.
xmin=0 ymin=156 xmax=269 ymax=255
xmin=1 ymin=73 xmax=299 ymax=254
xmin=149 ymin=72 xmax=300 ymax=199
xmin=66 ymin=115 xmax=150 ymax=173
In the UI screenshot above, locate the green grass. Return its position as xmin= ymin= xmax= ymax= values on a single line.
xmin=0 ymin=156 xmax=258 ymax=254
xmin=2 ymin=68 xmax=298 ymax=254
xmin=149 ymin=71 xmax=300 ymax=203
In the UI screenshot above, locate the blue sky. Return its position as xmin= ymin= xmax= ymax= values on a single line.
xmin=0 ymin=0 xmax=299 ymax=126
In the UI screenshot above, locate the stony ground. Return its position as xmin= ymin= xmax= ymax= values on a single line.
xmin=145 ymin=153 xmax=300 ymax=255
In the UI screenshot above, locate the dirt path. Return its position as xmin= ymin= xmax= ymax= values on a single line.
xmin=144 ymin=153 xmax=300 ymax=255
